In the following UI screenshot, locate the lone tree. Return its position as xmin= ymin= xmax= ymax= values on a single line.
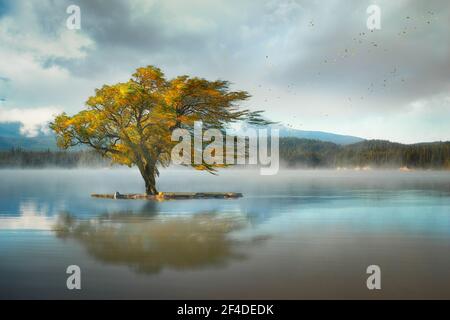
xmin=51 ymin=66 xmax=266 ymax=195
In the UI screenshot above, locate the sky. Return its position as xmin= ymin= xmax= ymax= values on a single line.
xmin=0 ymin=0 xmax=449 ymax=143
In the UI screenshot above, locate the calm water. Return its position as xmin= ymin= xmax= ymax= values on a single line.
xmin=0 ymin=168 xmax=450 ymax=299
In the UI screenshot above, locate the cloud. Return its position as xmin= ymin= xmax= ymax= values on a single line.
xmin=0 ymin=0 xmax=97 ymax=113
xmin=0 ymin=1 xmax=94 ymax=60
xmin=0 ymin=201 xmax=54 ymax=230
xmin=0 ymin=106 xmax=61 ymax=137
xmin=0 ymin=0 xmax=449 ymax=142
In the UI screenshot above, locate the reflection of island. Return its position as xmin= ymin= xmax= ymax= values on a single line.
xmin=53 ymin=210 xmax=266 ymax=274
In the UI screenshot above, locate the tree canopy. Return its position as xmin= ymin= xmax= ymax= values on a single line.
xmin=51 ymin=65 xmax=267 ymax=194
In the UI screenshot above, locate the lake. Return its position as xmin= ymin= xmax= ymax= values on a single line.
xmin=0 ymin=168 xmax=450 ymax=299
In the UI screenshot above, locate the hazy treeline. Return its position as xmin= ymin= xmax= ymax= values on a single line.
xmin=0 ymin=149 xmax=109 ymax=168
xmin=1 ymin=138 xmax=450 ymax=169
xmin=280 ymin=138 xmax=450 ymax=169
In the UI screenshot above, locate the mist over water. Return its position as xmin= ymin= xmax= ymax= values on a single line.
xmin=0 ymin=168 xmax=450 ymax=299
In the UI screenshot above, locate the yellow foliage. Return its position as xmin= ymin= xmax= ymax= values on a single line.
xmin=50 ymin=65 xmax=266 ymax=191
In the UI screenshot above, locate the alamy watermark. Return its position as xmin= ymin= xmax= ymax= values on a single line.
xmin=171 ymin=121 xmax=279 ymax=175
xmin=366 ymin=265 xmax=381 ymax=290
xmin=66 ymin=5 xmax=81 ymax=30
xmin=66 ymin=265 xmax=81 ymax=290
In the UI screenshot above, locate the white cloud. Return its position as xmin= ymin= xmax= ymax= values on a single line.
xmin=0 ymin=18 xmax=94 ymax=60
xmin=0 ymin=106 xmax=61 ymax=137
xmin=0 ymin=1 xmax=94 ymax=60
xmin=0 ymin=201 xmax=54 ymax=230
xmin=0 ymin=0 xmax=97 ymax=118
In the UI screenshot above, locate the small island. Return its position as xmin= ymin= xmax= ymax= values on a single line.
xmin=91 ymin=192 xmax=243 ymax=200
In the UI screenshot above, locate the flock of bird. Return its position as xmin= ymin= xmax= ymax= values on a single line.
xmin=259 ymin=11 xmax=437 ymax=129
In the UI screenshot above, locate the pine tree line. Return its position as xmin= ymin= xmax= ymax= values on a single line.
xmin=1 ymin=138 xmax=450 ymax=169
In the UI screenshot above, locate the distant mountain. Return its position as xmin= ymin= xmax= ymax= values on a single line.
xmin=0 ymin=122 xmax=24 ymax=138
xmin=0 ymin=122 xmax=57 ymax=150
xmin=0 ymin=135 xmax=57 ymax=151
xmin=0 ymin=121 xmax=364 ymax=150
xmin=276 ymin=125 xmax=364 ymax=145
xmin=231 ymin=123 xmax=365 ymax=145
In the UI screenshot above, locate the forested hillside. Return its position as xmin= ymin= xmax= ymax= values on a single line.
xmin=1 ymin=138 xmax=450 ymax=169
xmin=280 ymin=138 xmax=450 ymax=169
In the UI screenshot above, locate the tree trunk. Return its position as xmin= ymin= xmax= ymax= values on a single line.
xmin=138 ymin=162 xmax=158 ymax=195
xmin=144 ymin=172 xmax=158 ymax=195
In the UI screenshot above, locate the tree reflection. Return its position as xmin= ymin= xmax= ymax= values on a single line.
xmin=53 ymin=211 xmax=264 ymax=274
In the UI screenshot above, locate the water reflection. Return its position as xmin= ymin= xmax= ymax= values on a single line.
xmin=53 ymin=210 xmax=265 ymax=274
xmin=0 ymin=201 xmax=54 ymax=230
xmin=2 ymin=170 xmax=450 ymax=298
